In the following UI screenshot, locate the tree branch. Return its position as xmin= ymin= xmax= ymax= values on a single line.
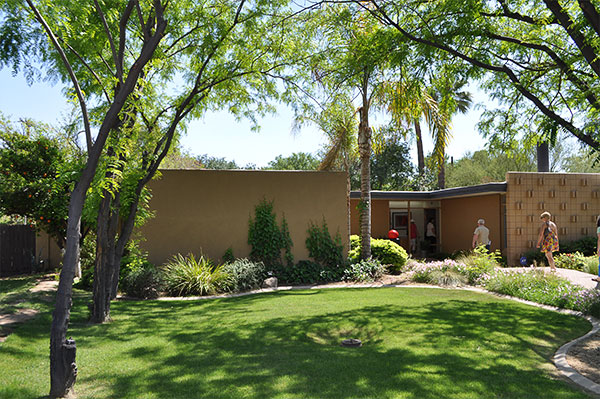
xmin=117 ymin=0 xmax=136 ymax=79
xmin=364 ymin=0 xmax=600 ymax=150
xmin=94 ymin=0 xmax=121 ymax=82
xmin=484 ymin=32 xmax=600 ymax=110
xmin=578 ymin=0 xmax=600 ymax=38
xmin=24 ymin=0 xmax=93 ymax=151
xmin=543 ymin=0 xmax=600 ymax=79
xmin=61 ymin=40 xmax=111 ymax=103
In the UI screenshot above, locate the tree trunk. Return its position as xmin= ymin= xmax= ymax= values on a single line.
xmin=90 ymin=192 xmax=119 ymax=324
xmin=437 ymin=157 xmax=446 ymax=189
xmin=415 ymin=120 xmax=425 ymax=176
xmin=109 ymin=184 xmax=142 ymax=299
xmin=49 ymin=183 xmax=87 ymax=398
xmin=358 ymin=104 xmax=372 ymax=260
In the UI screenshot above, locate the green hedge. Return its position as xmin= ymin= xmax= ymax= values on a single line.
xmin=348 ymin=235 xmax=408 ymax=274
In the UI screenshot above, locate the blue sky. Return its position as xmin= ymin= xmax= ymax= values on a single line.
xmin=0 ymin=68 xmax=488 ymax=167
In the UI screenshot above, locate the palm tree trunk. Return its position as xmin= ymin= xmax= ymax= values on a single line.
xmin=415 ymin=120 xmax=425 ymax=176
xmin=358 ymin=104 xmax=372 ymax=260
xmin=437 ymin=156 xmax=446 ymax=189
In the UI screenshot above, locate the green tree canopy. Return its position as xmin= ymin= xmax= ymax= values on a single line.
xmin=0 ymin=116 xmax=86 ymax=248
xmin=264 ymin=152 xmax=319 ymax=170
xmin=358 ymin=0 xmax=600 ymax=153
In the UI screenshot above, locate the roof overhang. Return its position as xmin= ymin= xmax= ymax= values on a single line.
xmin=350 ymin=182 xmax=507 ymax=201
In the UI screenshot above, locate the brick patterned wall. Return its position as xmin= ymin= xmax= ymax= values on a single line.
xmin=505 ymin=172 xmax=600 ymax=265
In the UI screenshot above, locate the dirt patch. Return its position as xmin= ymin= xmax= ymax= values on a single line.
xmin=30 ymin=279 xmax=58 ymax=293
xmin=0 ymin=278 xmax=57 ymax=343
xmin=568 ymin=330 xmax=600 ymax=385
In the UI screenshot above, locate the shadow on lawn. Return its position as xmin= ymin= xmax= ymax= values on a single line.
xmin=72 ymin=288 xmax=591 ymax=399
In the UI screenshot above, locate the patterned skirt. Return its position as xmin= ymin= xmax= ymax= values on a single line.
xmin=541 ymin=233 xmax=559 ymax=253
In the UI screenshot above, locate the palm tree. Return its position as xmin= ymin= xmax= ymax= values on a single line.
xmin=430 ymin=78 xmax=473 ymax=188
xmin=314 ymin=97 xmax=358 ymax=241
xmin=383 ymin=78 xmax=451 ymax=184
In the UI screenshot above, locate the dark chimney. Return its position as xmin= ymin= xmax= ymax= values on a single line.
xmin=537 ymin=142 xmax=549 ymax=172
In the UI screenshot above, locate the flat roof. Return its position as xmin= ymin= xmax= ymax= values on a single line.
xmin=350 ymin=182 xmax=507 ymax=200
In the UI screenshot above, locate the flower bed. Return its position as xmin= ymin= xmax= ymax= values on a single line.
xmin=404 ymin=257 xmax=600 ymax=317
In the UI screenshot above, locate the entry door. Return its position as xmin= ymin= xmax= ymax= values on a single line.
xmin=390 ymin=211 xmax=408 ymax=237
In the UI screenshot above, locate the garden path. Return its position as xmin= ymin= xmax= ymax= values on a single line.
xmin=0 ymin=278 xmax=57 ymax=342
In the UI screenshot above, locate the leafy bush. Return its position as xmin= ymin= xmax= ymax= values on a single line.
xmin=282 ymin=260 xmax=322 ymax=284
xmin=222 ymin=258 xmax=266 ymax=292
xmin=222 ymin=247 xmax=235 ymax=264
xmin=78 ymin=233 xmax=96 ymax=290
xmin=522 ymin=248 xmax=547 ymax=266
xmin=305 ymin=219 xmax=344 ymax=269
xmin=248 ymin=199 xmax=293 ymax=269
xmin=348 ymin=235 xmax=408 ymax=273
xmin=162 ymin=253 xmax=232 ymax=296
xmin=455 ymin=246 xmax=502 ymax=284
xmin=559 ymin=236 xmax=597 ymax=256
xmin=77 ymin=237 xmax=156 ymax=295
xmin=121 ymin=262 xmax=162 ymax=299
xmin=554 ymin=252 xmax=586 ymax=271
xmin=287 ymin=260 xmax=345 ymax=285
xmin=582 ymin=256 xmax=599 ymax=276
xmin=343 ymin=258 xmax=385 ymax=282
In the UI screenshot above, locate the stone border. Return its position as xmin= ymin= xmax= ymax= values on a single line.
xmin=143 ymin=282 xmax=600 ymax=394
xmin=554 ymin=316 xmax=600 ymax=395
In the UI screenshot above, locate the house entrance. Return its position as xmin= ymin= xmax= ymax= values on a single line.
xmin=389 ymin=200 xmax=440 ymax=257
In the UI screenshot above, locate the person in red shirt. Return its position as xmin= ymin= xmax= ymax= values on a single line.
xmin=410 ymin=219 xmax=418 ymax=253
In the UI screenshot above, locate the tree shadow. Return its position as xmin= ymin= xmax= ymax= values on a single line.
xmin=71 ymin=288 xmax=591 ymax=399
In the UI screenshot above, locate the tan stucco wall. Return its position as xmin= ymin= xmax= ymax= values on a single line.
xmin=139 ymin=170 xmax=348 ymax=266
xmin=440 ymin=194 xmax=503 ymax=254
xmin=505 ymin=172 xmax=600 ymax=265
xmin=35 ymin=231 xmax=62 ymax=269
xmin=350 ymin=199 xmax=390 ymax=238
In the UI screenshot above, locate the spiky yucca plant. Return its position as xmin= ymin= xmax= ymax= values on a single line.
xmin=162 ymin=253 xmax=233 ymax=296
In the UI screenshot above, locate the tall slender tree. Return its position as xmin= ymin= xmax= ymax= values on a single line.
xmin=0 ymin=0 xmax=298 ymax=395
xmin=355 ymin=0 xmax=600 ymax=153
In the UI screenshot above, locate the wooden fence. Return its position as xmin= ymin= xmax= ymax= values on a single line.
xmin=0 ymin=225 xmax=36 ymax=277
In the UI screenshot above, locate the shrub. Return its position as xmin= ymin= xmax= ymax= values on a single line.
xmin=162 ymin=253 xmax=233 ymax=296
xmin=248 ymin=199 xmax=293 ymax=269
xmin=222 ymin=247 xmax=235 ymax=264
xmin=77 ymin=237 xmax=156 ymax=295
xmin=455 ymin=246 xmax=502 ymax=284
xmin=222 ymin=258 xmax=266 ymax=292
xmin=554 ymin=252 xmax=586 ymax=271
xmin=121 ymin=262 xmax=162 ymax=299
xmin=559 ymin=236 xmax=597 ymax=256
xmin=343 ymin=258 xmax=385 ymax=282
xmin=78 ymin=233 xmax=96 ymax=290
xmin=348 ymin=235 xmax=408 ymax=273
xmin=305 ymin=219 xmax=344 ymax=269
xmin=522 ymin=248 xmax=547 ymax=266
xmin=119 ymin=241 xmax=153 ymax=288
xmin=283 ymin=260 xmax=322 ymax=285
xmin=273 ymin=260 xmax=343 ymax=285
xmin=582 ymin=256 xmax=599 ymax=275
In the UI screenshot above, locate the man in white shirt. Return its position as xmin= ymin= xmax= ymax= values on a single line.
xmin=472 ymin=219 xmax=490 ymax=251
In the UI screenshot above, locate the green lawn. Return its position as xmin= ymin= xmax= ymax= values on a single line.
xmin=0 ymin=286 xmax=593 ymax=398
